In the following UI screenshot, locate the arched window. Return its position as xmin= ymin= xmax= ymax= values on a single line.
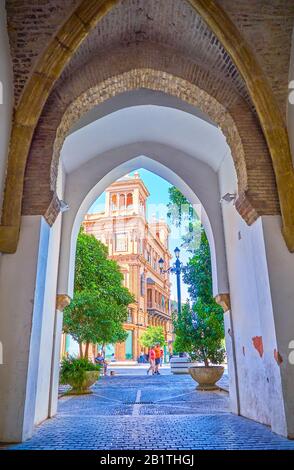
xmin=119 ymin=193 xmax=125 ymax=209
xmin=127 ymin=308 xmax=133 ymax=324
xmin=111 ymin=194 xmax=117 ymax=210
xmin=126 ymin=192 xmax=133 ymax=208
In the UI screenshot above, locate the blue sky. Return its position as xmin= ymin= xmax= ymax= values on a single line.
xmin=88 ymin=168 xmax=190 ymax=301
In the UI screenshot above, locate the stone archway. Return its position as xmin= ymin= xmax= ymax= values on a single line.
xmin=48 ymin=151 xmax=234 ymax=418
xmin=42 ymin=69 xmax=272 ymax=228
xmin=20 ymin=62 xmax=279 ymax=230
xmin=1 ymin=0 xmax=293 ymax=253
xmin=57 ymin=149 xmax=228 ymax=298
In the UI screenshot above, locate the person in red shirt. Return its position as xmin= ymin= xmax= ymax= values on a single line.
xmin=147 ymin=346 xmax=156 ymax=375
xmin=154 ymin=344 xmax=162 ymax=375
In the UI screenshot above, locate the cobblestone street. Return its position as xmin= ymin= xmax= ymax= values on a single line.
xmin=10 ymin=367 xmax=294 ymax=450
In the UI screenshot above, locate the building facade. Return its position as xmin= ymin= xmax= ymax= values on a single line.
xmin=83 ymin=172 xmax=173 ymax=361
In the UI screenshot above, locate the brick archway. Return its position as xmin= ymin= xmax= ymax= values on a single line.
xmin=23 ymin=68 xmax=278 ymax=228
xmin=1 ymin=0 xmax=293 ymax=253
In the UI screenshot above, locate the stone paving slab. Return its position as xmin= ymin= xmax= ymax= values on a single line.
xmin=9 ymin=415 xmax=294 ymax=450
xmin=9 ymin=371 xmax=294 ymax=450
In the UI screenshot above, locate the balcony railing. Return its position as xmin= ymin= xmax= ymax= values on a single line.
xmin=147 ymin=302 xmax=170 ymax=315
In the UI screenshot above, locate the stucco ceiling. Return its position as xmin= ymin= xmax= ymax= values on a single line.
xmin=61 ymin=105 xmax=229 ymax=174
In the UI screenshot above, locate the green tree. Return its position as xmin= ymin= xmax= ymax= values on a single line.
xmin=63 ymin=229 xmax=134 ymax=357
xmin=183 ymin=229 xmax=214 ymax=303
xmin=173 ymin=302 xmax=225 ymax=366
xmin=167 ymin=187 xmax=201 ymax=252
xmin=168 ymin=187 xmax=225 ymax=365
xmin=140 ymin=326 xmax=166 ymax=348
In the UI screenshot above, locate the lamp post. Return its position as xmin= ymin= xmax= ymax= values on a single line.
xmin=159 ymin=247 xmax=184 ymax=317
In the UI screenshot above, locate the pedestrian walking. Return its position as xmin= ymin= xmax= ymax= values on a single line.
xmin=154 ymin=343 xmax=162 ymax=375
xmin=147 ymin=346 xmax=156 ymax=375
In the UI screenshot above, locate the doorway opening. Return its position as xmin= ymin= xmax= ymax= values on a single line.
xmin=60 ymin=167 xmax=228 ymax=394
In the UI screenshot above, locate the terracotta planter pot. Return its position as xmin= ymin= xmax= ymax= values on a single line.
xmin=189 ymin=366 xmax=224 ymax=391
xmin=66 ymin=371 xmax=100 ymax=395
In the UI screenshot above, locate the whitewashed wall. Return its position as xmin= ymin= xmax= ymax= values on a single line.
xmin=219 ymin=153 xmax=289 ymax=436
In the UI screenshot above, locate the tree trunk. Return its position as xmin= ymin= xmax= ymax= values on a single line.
xmin=79 ymin=342 xmax=84 ymax=358
xmin=92 ymin=344 xmax=97 ymax=363
xmin=201 ymin=347 xmax=209 ymax=367
xmin=85 ymin=342 xmax=90 ymax=359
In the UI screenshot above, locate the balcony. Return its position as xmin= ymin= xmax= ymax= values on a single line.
xmin=147 ymin=303 xmax=170 ymax=319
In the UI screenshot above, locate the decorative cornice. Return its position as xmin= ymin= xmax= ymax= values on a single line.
xmin=56 ymin=294 xmax=71 ymax=311
xmin=215 ymin=293 xmax=231 ymax=313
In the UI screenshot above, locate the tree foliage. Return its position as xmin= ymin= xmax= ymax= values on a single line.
xmin=63 ymin=229 xmax=134 ymax=356
xmin=173 ymin=301 xmax=225 ymax=366
xmin=140 ymin=326 xmax=166 ymax=348
xmin=183 ymin=229 xmax=213 ymax=303
xmin=168 ymin=187 xmax=225 ymax=365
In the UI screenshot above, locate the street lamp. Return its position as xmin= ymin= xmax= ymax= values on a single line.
xmin=159 ymin=247 xmax=185 ymax=316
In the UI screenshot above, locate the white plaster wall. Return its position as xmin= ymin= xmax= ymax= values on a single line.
xmin=34 ymin=213 xmax=62 ymax=425
xmin=219 ymin=153 xmax=287 ymax=435
xmin=48 ymin=309 xmax=64 ymax=418
xmin=35 ymin=161 xmax=65 ymax=423
xmin=62 ymin=105 xmax=228 ymax=174
xmin=262 ymin=215 xmax=294 ymax=437
xmin=0 ymin=216 xmax=50 ymax=442
xmin=0 ymin=3 xmax=13 ymax=215
xmin=223 ymin=311 xmax=239 ymax=414
xmin=58 ymin=143 xmax=229 ymax=299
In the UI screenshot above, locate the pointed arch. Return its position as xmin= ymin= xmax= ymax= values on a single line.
xmin=0 ymin=0 xmax=293 ymax=253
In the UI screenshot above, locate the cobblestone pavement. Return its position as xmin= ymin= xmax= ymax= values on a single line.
xmin=10 ymin=367 xmax=294 ymax=450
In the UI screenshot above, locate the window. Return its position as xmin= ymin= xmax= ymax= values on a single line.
xmin=123 ymin=272 xmax=128 ymax=287
xmin=126 ymin=193 xmax=133 ymax=208
xmin=140 ymin=273 xmax=145 ymax=296
xmin=147 ymin=251 xmax=151 ymax=264
xmin=127 ymin=308 xmax=133 ymax=323
xmin=111 ymin=194 xmax=117 ymax=210
xmin=147 ymin=289 xmax=152 ymax=308
xmin=119 ymin=193 xmax=125 ymax=209
xmin=115 ymin=233 xmax=127 ymax=252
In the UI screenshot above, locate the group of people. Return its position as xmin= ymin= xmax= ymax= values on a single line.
xmin=147 ymin=343 xmax=164 ymax=375
xmin=95 ymin=345 xmax=164 ymax=376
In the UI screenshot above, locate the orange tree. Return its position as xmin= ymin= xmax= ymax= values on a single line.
xmin=63 ymin=229 xmax=134 ymax=357
xmin=168 ymin=188 xmax=225 ymax=365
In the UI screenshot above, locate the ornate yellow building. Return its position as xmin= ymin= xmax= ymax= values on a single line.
xmin=83 ymin=172 xmax=173 ymax=361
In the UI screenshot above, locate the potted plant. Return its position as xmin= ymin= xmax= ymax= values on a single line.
xmin=173 ymin=300 xmax=225 ymax=390
xmin=168 ymin=188 xmax=226 ymax=387
xmin=60 ymin=356 xmax=101 ymax=395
